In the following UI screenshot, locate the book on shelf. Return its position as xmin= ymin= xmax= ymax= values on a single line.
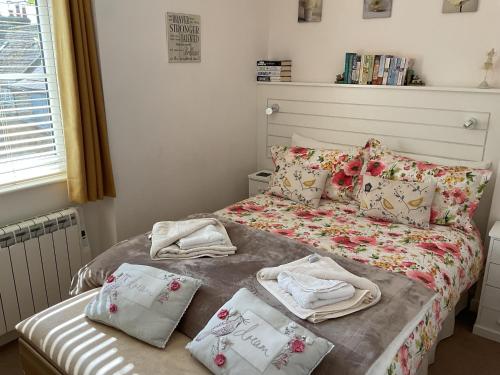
xmin=257 ymin=76 xmax=292 ymax=82
xmin=342 ymin=53 xmax=412 ymax=86
xmin=257 ymin=60 xmax=292 ymax=67
xmin=257 ymin=60 xmax=292 ymax=82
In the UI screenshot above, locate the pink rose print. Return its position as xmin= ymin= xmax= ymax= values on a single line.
xmin=332 ymin=236 xmax=357 ymax=248
xmin=398 ymin=344 xmax=409 ymax=375
xmin=273 ymin=229 xmax=295 ymax=236
xmin=214 ymin=353 xmax=226 ymax=367
xmin=290 ymin=147 xmax=309 ymax=158
xmin=450 ymin=188 xmax=466 ymax=204
xmin=352 ymin=236 xmax=377 ymax=246
xmin=430 ymin=208 xmax=438 ymax=223
xmin=418 ymin=242 xmax=446 ymax=258
xmin=406 ymin=270 xmax=436 ymax=290
xmin=467 ymin=201 xmax=479 ymax=218
xmin=366 ymin=160 xmax=385 ymax=176
xmin=217 ymin=309 xmax=229 ymax=320
xmin=169 ymin=280 xmax=181 ymax=291
xmin=109 ymin=304 xmax=118 ymax=313
xmin=106 ymin=275 xmax=116 ymax=283
xmin=344 ymin=159 xmax=362 ymax=176
xmin=437 ymin=242 xmax=460 ymax=258
xmin=332 ymin=171 xmax=353 ymax=188
xmin=289 ymin=339 xmax=305 ymax=353
xmin=295 ymin=210 xmax=316 ymax=220
xmin=416 ymin=161 xmax=437 ymax=171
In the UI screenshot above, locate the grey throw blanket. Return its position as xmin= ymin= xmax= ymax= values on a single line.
xmin=71 ymin=215 xmax=435 ymax=375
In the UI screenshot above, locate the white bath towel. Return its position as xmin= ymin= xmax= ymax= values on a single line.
xmin=150 ymin=218 xmax=236 ymax=260
xmin=178 ymin=224 xmax=225 ymax=250
xmin=277 ymin=271 xmax=356 ymax=309
xmin=257 ymin=254 xmax=381 ymax=322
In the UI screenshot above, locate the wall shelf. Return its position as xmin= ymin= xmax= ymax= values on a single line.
xmin=257 ymin=81 xmax=500 ymax=95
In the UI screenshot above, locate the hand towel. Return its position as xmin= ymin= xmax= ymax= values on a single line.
xmin=150 ymin=218 xmax=236 ymax=260
xmin=178 ymin=224 xmax=225 ymax=250
xmin=277 ymin=271 xmax=356 ymax=309
xmin=257 ymin=254 xmax=381 ymax=322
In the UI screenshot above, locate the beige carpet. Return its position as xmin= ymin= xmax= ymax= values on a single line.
xmin=0 ymin=311 xmax=499 ymax=374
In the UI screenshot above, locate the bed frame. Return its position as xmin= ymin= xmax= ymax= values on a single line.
xmin=257 ymin=82 xmax=500 ymax=374
xmin=257 ymin=82 xmax=500 ymax=237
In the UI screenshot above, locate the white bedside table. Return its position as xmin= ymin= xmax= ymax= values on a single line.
xmin=248 ymin=170 xmax=272 ymax=197
xmin=473 ymin=221 xmax=500 ymax=343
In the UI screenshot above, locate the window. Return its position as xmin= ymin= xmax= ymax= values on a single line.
xmin=0 ymin=0 xmax=65 ymax=192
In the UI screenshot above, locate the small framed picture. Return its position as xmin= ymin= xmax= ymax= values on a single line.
xmin=442 ymin=0 xmax=479 ymax=13
xmin=363 ymin=0 xmax=392 ymax=19
xmin=298 ymin=0 xmax=323 ymax=23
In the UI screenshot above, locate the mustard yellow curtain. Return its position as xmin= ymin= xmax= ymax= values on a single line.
xmin=52 ymin=0 xmax=115 ymax=203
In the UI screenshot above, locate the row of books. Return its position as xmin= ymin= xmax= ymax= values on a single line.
xmin=257 ymin=60 xmax=292 ymax=82
xmin=343 ymin=53 xmax=413 ymax=86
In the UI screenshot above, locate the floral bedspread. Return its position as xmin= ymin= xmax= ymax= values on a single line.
xmin=216 ymin=194 xmax=485 ymax=375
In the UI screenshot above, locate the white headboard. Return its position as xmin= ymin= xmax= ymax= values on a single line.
xmin=257 ymin=82 xmax=500 ymax=237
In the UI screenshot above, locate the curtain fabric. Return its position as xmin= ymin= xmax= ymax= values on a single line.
xmin=52 ymin=0 xmax=116 ymax=203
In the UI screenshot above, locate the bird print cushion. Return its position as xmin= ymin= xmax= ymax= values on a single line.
xmin=358 ymin=175 xmax=436 ymax=228
xmin=360 ymin=138 xmax=492 ymax=232
xmin=186 ymin=288 xmax=333 ymax=375
xmin=85 ymin=263 xmax=201 ymax=348
xmin=269 ymin=163 xmax=329 ymax=208
xmin=271 ymin=145 xmax=364 ymax=203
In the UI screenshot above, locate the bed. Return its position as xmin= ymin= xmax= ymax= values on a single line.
xmin=16 ymin=83 xmax=500 ymax=375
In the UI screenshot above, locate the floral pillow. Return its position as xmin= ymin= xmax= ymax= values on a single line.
xmin=85 ymin=263 xmax=202 ymax=348
xmin=360 ymin=139 xmax=492 ymax=231
xmin=269 ymin=163 xmax=328 ymax=208
xmin=271 ymin=145 xmax=364 ymax=203
xmin=186 ymin=288 xmax=334 ymax=375
xmin=359 ymin=175 xmax=436 ymax=228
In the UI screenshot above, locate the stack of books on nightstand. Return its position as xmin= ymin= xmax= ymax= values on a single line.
xmin=257 ymin=60 xmax=292 ymax=82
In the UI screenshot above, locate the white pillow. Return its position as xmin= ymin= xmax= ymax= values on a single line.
xmin=291 ymin=133 xmax=349 ymax=151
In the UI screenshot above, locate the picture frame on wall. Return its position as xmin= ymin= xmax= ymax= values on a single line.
xmin=442 ymin=0 xmax=479 ymax=13
xmin=298 ymin=0 xmax=323 ymax=23
xmin=363 ymin=0 xmax=393 ymax=19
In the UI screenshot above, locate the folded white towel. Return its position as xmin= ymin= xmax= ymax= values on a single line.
xmin=257 ymin=254 xmax=381 ymax=322
xmin=150 ymin=218 xmax=236 ymax=260
xmin=277 ymin=272 xmax=355 ymax=309
xmin=178 ymin=225 xmax=225 ymax=250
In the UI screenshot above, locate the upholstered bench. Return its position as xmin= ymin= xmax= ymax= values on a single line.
xmin=15 ymin=289 xmax=209 ymax=375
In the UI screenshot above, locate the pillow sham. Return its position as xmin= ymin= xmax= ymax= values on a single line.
xmin=85 ymin=263 xmax=201 ymax=348
xmin=269 ymin=163 xmax=328 ymax=208
xmin=271 ymin=145 xmax=364 ymax=203
xmin=360 ymin=138 xmax=492 ymax=231
xmin=358 ymin=175 xmax=436 ymax=228
xmin=186 ymin=288 xmax=334 ymax=375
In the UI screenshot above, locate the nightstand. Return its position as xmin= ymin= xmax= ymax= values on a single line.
xmin=248 ymin=170 xmax=272 ymax=197
xmin=473 ymin=221 xmax=500 ymax=343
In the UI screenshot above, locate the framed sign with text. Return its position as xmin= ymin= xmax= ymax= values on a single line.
xmin=166 ymin=12 xmax=201 ymax=63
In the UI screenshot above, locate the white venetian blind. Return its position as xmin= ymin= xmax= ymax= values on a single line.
xmin=0 ymin=0 xmax=66 ymax=191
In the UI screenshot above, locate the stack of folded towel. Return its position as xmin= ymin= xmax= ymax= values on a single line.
xmin=150 ymin=218 xmax=236 ymax=260
xmin=277 ymin=271 xmax=355 ymax=309
xmin=257 ymin=254 xmax=381 ymax=323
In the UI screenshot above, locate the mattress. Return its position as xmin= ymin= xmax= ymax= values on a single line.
xmin=216 ymin=193 xmax=485 ymax=374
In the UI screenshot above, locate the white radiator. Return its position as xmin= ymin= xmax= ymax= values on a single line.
xmin=0 ymin=208 xmax=90 ymax=335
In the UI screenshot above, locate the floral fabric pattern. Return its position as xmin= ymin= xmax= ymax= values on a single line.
xmin=217 ymin=194 xmax=484 ymax=375
xmin=360 ymin=139 xmax=492 ymax=232
xmin=271 ymin=145 xmax=364 ymax=203
xmin=269 ymin=163 xmax=328 ymax=208
xmin=359 ymin=175 xmax=436 ymax=228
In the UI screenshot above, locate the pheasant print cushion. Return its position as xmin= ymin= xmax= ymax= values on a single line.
xmin=85 ymin=263 xmax=201 ymax=348
xmin=269 ymin=163 xmax=329 ymax=208
xmin=271 ymin=145 xmax=364 ymax=203
xmin=359 ymin=175 xmax=436 ymax=228
xmin=186 ymin=288 xmax=333 ymax=374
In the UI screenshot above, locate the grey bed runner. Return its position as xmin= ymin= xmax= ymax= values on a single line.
xmin=71 ymin=215 xmax=436 ymax=375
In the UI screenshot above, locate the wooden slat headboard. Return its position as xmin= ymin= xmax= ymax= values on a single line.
xmin=257 ymin=82 xmax=500 ymax=236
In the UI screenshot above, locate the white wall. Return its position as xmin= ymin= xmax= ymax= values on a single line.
xmin=267 ymin=0 xmax=500 ymax=87
xmin=93 ymin=0 xmax=268 ymax=240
